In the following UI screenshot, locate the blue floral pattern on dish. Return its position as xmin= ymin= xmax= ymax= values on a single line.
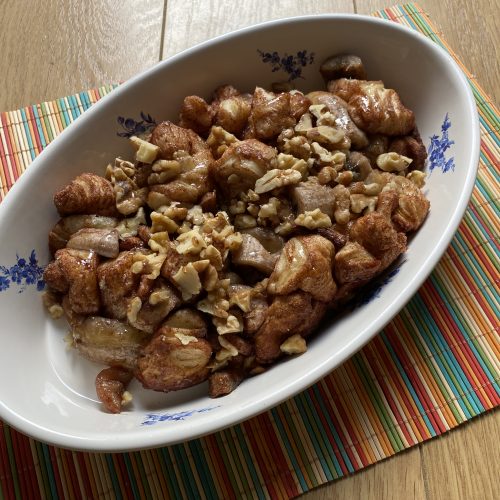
xmin=141 ymin=406 xmax=220 ymax=425
xmin=117 ymin=112 xmax=157 ymax=138
xmin=0 ymin=250 xmax=45 ymax=293
xmin=428 ymin=113 xmax=455 ymax=173
xmin=257 ymin=50 xmax=315 ymax=81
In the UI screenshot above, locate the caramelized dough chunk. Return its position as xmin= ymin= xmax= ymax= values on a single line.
xmin=128 ymin=280 xmax=181 ymax=334
xmin=149 ymin=122 xmax=214 ymax=204
xmin=307 ymin=91 xmax=369 ymax=149
xmin=349 ymin=212 xmax=407 ymax=270
xmin=119 ymin=236 xmax=146 ymax=251
xmin=249 ymin=87 xmax=297 ymax=140
xmin=334 ymin=241 xmax=381 ymax=284
xmin=317 ymin=227 xmax=347 ymax=250
xmin=67 ymin=228 xmax=119 ymax=258
xmin=48 ymin=215 xmax=118 ymax=255
xmin=55 ymin=248 xmax=100 ymax=314
xmin=320 ymin=54 xmax=367 ymax=81
xmin=43 ymin=260 xmax=69 ymax=293
xmin=211 ymin=139 xmax=277 ymax=199
xmin=255 ymin=291 xmax=326 ymax=364
xmin=54 ymin=173 xmax=118 ymax=216
xmin=73 ymin=316 xmax=149 ymax=369
xmin=150 ymin=121 xmax=208 ymax=159
xmin=215 ymin=95 xmax=252 ymax=136
xmin=95 ymin=367 xmax=133 ymax=414
xmin=136 ymin=331 xmax=212 ymax=392
xmin=161 ymin=308 xmax=208 ymax=338
xmin=328 ymin=79 xmax=415 ymax=136
xmin=388 ymin=129 xmax=427 ymax=171
xmin=179 ymin=95 xmax=214 ymax=136
xmin=387 ymin=177 xmax=430 ymax=232
xmin=361 ymin=134 xmax=389 ymax=165
xmin=212 ymin=84 xmax=241 ymax=102
xmin=268 ymin=235 xmax=337 ymax=303
xmin=244 ymin=295 xmax=269 ymax=334
xmin=289 ymin=91 xmax=311 ymax=120
xmin=149 ymin=165 xmax=211 ymax=205
xmin=209 ymin=367 xmax=245 ymax=397
xmin=97 ymin=250 xmax=144 ymax=319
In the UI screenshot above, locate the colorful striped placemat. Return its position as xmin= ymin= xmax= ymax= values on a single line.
xmin=0 ymin=3 xmax=499 ymax=499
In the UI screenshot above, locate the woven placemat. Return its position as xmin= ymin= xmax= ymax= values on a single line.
xmin=0 ymin=3 xmax=499 ymax=499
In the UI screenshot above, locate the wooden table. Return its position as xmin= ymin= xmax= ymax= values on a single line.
xmin=0 ymin=1 xmax=498 ymax=498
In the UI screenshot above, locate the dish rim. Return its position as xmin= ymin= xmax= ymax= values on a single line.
xmin=0 ymin=13 xmax=480 ymax=451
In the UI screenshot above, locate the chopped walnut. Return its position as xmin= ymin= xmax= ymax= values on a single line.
xmin=147 ymin=158 xmax=182 ymax=184
xmin=149 ymin=212 xmax=178 ymax=234
xmin=295 ymin=209 xmax=332 ymax=229
xmin=332 ymin=184 xmax=351 ymax=224
xmin=175 ymin=227 xmax=207 ymax=255
xmin=200 ymin=245 xmax=223 ymax=270
xmin=350 ymin=194 xmax=378 ymax=214
xmin=116 ymin=208 xmax=146 ymax=238
xmin=108 ymin=160 xmax=148 ymax=216
xmin=234 ymin=214 xmax=257 ymax=229
xmin=207 ymin=125 xmax=239 ymax=158
xmin=306 ymin=126 xmax=350 ymax=150
xmin=229 ymin=200 xmax=246 ymax=215
xmin=254 ymin=168 xmax=302 ymax=194
xmin=317 ymin=166 xmax=337 ymax=185
xmin=277 ymin=153 xmax=308 ymax=178
xmin=171 ymin=261 xmax=210 ymax=300
xmin=376 ymin=152 xmax=413 ymax=172
xmin=279 ymin=132 xmax=312 ymax=159
xmin=129 ymin=136 xmax=160 ymax=164
xmin=132 ymin=249 xmax=167 ymax=280
xmin=407 ymin=170 xmax=426 ymax=187
xmin=294 ymin=112 xmax=314 ymax=133
xmin=335 ymin=171 xmax=354 ymax=186
xmin=258 ymin=197 xmax=280 ymax=219
xmin=280 ymin=334 xmax=307 ymax=355
xmin=214 ymin=314 xmax=244 ymax=335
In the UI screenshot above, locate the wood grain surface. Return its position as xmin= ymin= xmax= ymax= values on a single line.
xmin=0 ymin=1 xmax=498 ymax=499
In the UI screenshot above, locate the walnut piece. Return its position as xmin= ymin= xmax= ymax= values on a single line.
xmin=280 ymin=334 xmax=307 ymax=355
xmin=295 ymin=209 xmax=332 ymax=229
xmin=254 ymin=168 xmax=302 ymax=194
xmin=129 ymin=136 xmax=160 ymax=164
xmin=376 ymin=152 xmax=412 ymax=172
